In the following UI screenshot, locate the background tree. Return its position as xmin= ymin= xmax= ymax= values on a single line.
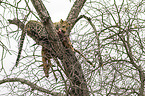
xmin=0 ymin=0 xmax=145 ymax=96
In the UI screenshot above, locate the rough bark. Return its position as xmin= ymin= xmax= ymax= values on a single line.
xmin=66 ymin=0 xmax=87 ymax=35
xmin=30 ymin=0 xmax=89 ymax=95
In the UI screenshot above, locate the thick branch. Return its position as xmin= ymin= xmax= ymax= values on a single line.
xmin=30 ymin=0 xmax=89 ymax=95
xmin=8 ymin=19 xmax=26 ymax=67
xmin=30 ymin=0 xmax=58 ymax=40
xmin=66 ymin=0 xmax=87 ymax=35
xmin=30 ymin=0 xmax=64 ymax=59
xmin=0 ymin=78 xmax=62 ymax=95
xmin=8 ymin=18 xmax=24 ymax=29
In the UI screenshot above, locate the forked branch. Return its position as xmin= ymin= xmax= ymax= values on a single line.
xmin=30 ymin=0 xmax=89 ymax=95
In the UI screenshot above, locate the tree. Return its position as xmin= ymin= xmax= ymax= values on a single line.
xmin=0 ymin=0 xmax=145 ymax=96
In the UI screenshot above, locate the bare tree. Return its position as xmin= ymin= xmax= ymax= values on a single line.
xmin=0 ymin=0 xmax=145 ymax=96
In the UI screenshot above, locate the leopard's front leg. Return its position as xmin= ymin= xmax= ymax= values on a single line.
xmin=41 ymin=47 xmax=52 ymax=77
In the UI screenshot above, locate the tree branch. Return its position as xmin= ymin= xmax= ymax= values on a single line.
xmin=66 ymin=0 xmax=87 ymax=35
xmin=8 ymin=19 xmax=26 ymax=68
xmin=30 ymin=0 xmax=58 ymax=40
xmin=77 ymin=15 xmax=103 ymax=68
xmin=0 ymin=78 xmax=63 ymax=96
xmin=29 ymin=0 xmax=89 ymax=95
xmin=30 ymin=0 xmax=64 ymax=59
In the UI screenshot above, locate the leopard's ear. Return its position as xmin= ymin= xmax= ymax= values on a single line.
xmin=60 ymin=19 xmax=64 ymax=23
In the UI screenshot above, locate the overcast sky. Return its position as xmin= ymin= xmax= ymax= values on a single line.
xmin=44 ymin=0 xmax=73 ymax=22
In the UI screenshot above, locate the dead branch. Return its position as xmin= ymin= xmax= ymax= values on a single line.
xmin=0 ymin=78 xmax=64 ymax=96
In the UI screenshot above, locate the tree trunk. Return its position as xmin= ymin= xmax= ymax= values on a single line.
xmin=30 ymin=0 xmax=89 ymax=95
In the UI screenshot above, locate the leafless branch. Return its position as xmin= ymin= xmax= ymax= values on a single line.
xmin=0 ymin=78 xmax=64 ymax=96
xmin=66 ymin=0 xmax=87 ymax=35
xmin=77 ymin=15 xmax=103 ymax=68
xmin=8 ymin=19 xmax=26 ymax=68
xmin=29 ymin=0 xmax=89 ymax=95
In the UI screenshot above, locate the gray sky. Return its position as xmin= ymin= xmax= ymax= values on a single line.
xmin=45 ymin=0 xmax=73 ymax=22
